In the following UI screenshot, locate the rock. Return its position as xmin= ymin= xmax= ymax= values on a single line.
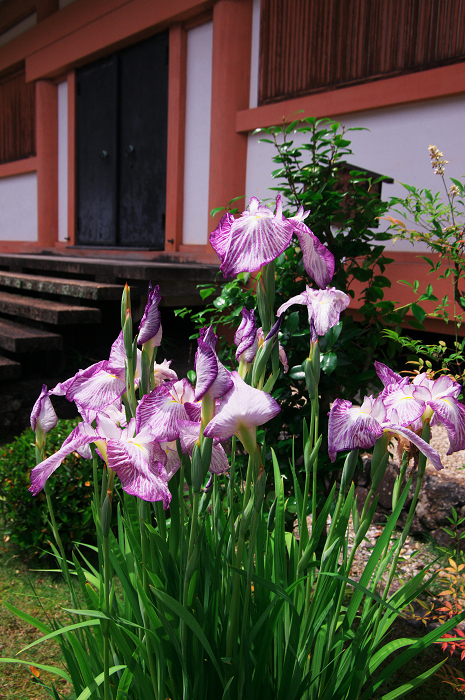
xmin=415 ymin=466 xmax=465 ymax=547
xmin=351 ymin=458 xmax=465 ymax=547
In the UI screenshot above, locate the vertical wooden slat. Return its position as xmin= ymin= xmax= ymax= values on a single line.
xmin=165 ymin=24 xmax=187 ymax=252
xmin=258 ymin=0 xmax=465 ymax=105
xmin=67 ymin=70 xmax=76 ymax=246
xmin=0 ymin=68 xmax=35 ymax=163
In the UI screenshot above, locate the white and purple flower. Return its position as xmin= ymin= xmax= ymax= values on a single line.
xmin=138 ymin=282 xmax=162 ymax=348
xmin=30 ymin=414 xmax=171 ymax=505
xmin=195 ymin=326 xmax=233 ymax=401
xmin=204 ymin=371 xmax=280 ymax=454
xmin=328 ymin=394 xmax=444 ymax=471
xmin=210 ymin=196 xmax=334 ymax=288
xmin=137 ymin=378 xmax=200 ymax=442
xmin=30 ymin=385 xmax=58 ymax=436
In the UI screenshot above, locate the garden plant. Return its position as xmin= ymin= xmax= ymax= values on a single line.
xmin=385 ymin=144 xmax=465 ymax=381
xmin=177 ymin=117 xmax=406 ymax=479
xmin=2 ymin=192 xmax=465 ymax=700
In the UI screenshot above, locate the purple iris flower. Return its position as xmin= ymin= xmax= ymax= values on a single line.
xmin=235 ymin=308 xmax=258 ymax=364
xmin=30 ymin=385 xmax=58 ymax=436
xmin=30 ymin=421 xmax=101 ymax=495
xmin=195 ymin=326 xmax=233 ymax=401
xmin=137 ymin=378 xmax=200 ymax=442
xmin=204 ymin=371 xmax=280 ymax=454
xmin=328 ymin=394 xmax=444 ymax=470
xmin=138 ymin=282 xmax=162 ymax=347
xmin=210 ymin=195 xmax=334 ymax=288
xmin=412 ymin=372 xmax=465 ymax=454
xmin=277 ymin=285 xmax=350 ymax=337
xmin=105 ymin=419 xmax=170 ymax=506
xmin=375 ymin=362 xmax=465 ymax=455
xmin=30 ymin=414 xmax=171 ymax=505
xmin=50 ymin=360 xmax=127 ymax=418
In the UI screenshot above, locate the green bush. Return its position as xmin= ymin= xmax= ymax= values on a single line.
xmin=0 ymin=418 xmax=95 ymax=559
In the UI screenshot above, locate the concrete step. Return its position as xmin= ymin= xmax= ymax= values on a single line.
xmin=0 ymin=318 xmax=62 ymax=353
xmin=0 ymin=291 xmax=101 ymax=325
xmin=0 ymin=354 xmax=20 ymax=380
xmin=0 ymin=271 xmax=124 ymax=301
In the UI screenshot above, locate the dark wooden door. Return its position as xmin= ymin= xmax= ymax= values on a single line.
xmin=119 ymin=34 xmax=168 ymax=247
xmin=76 ymin=31 xmax=169 ymax=248
xmin=76 ymin=55 xmax=118 ymax=245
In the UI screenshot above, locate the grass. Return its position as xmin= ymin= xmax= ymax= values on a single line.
xmin=0 ymin=541 xmax=71 ymax=700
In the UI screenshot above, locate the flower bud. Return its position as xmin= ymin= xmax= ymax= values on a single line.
xmin=121 ymin=283 xmax=131 ymax=330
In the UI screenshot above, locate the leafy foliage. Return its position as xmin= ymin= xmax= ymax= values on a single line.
xmin=0 ymin=419 xmax=95 ymax=558
xmin=386 ymin=145 xmax=465 ymax=380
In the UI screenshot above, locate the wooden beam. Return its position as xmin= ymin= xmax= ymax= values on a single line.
xmin=208 ymin=0 xmax=253 ymax=242
xmin=236 ymin=62 xmax=465 ymax=132
xmin=36 ymin=0 xmax=58 ymax=23
xmin=24 ymin=0 xmax=213 ymax=81
xmin=0 ymin=0 xmax=35 ymax=36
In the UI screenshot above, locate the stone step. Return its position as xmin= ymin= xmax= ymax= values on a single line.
xmin=0 ymin=291 xmax=101 ymax=325
xmin=0 ymin=318 xmax=62 ymax=353
xmin=0 ymin=271 xmax=124 ymax=301
xmin=0 ymin=354 xmax=20 ymax=380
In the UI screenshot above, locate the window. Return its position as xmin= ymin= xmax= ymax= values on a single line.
xmin=0 ymin=67 xmax=35 ymax=163
xmin=259 ymin=0 xmax=465 ymax=105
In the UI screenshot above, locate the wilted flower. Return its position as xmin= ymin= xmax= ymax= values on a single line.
xmin=178 ymin=420 xmax=230 ymax=474
xmin=277 ymin=285 xmax=350 ymax=336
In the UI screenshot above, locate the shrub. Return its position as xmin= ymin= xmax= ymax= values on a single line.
xmin=0 ymin=418 xmax=95 ymax=559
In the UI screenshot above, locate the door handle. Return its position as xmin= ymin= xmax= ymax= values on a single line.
xmin=99 ymin=150 xmax=108 ymax=160
xmin=125 ymin=145 xmax=135 ymax=156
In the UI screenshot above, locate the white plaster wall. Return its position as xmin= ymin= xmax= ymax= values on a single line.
xmin=246 ymin=95 xmax=465 ymax=252
xmin=182 ymin=21 xmax=213 ymax=245
xmin=0 ymin=173 xmax=38 ymax=241
xmin=249 ymin=0 xmax=261 ymax=109
xmin=58 ymin=80 xmax=68 ymax=242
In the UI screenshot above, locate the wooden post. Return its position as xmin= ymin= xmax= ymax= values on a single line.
xmin=36 ymin=79 xmax=58 ymax=247
xmin=208 ymin=0 xmax=253 ymax=246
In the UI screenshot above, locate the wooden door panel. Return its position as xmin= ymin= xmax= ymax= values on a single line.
xmin=118 ymin=32 xmax=169 ymax=248
xmin=76 ymin=55 xmax=118 ymax=246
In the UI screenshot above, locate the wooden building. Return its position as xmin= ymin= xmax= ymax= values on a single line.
xmin=0 ymin=0 xmax=464 ymax=332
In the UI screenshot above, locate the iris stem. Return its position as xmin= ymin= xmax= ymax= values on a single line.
xmin=227 ymin=452 xmax=256 ymax=658
xmin=102 ymin=469 xmax=115 ymax=700
xmin=140 ymin=499 xmax=159 ymax=700
xmin=182 ymin=490 xmax=200 ymax=656
xmin=355 ymin=422 xmax=431 ymax=698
